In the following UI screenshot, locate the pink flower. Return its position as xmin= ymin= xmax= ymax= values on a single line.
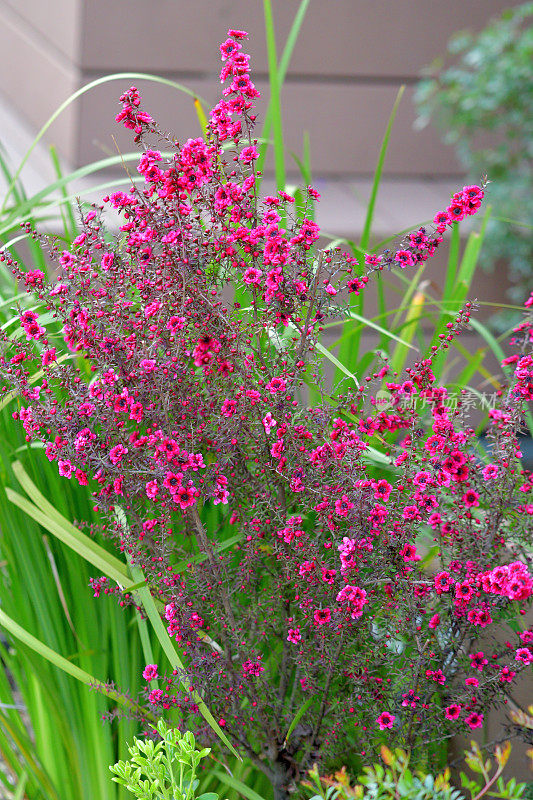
xmin=221 ymin=399 xmax=237 ymax=418
xmin=270 ymin=440 xmax=285 ymax=458
xmin=400 ymin=543 xmax=419 ymax=562
xmin=101 ymin=252 xmax=114 ymax=271
xmin=220 ymin=38 xmax=242 ymax=60
xmin=166 ymin=315 xmax=185 ymax=332
xmin=76 ymin=470 xmax=88 ymax=486
xmin=262 ymin=412 xmax=277 ymax=434
xmin=394 ymin=250 xmax=415 ymax=268
xmin=243 ymin=267 xmax=263 ymax=286
xmin=465 ymin=711 xmax=484 ymax=730
xmin=45 ymin=443 xmax=58 ymax=461
xmin=429 ymin=614 xmax=440 ymax=629
xmin=58 ymin=459 xmax=73 ymax=478
xmin=227 ymin=28 xmax=248 ymax=40
xmin=469 ymin=651 xmax=488 ymax=670
xmin=42 ymin=348 xmax=57 ymax=366
xmin=482 ymin=464 xmax=499 ymax=480
xmin=426 ymin=669 xmax=446 ymax=684
xmin=462 ymin=489 xmax=479 ymax=507
xmin=401 ymin=690 xmax=419 ymax=708
xmin=59 ymin=251 xmax=75 ymax=268
xmin=266 ymin=377 xmax=287 ymax=394
xmin=336 ymin=585 xmax=368 ymax=618
xmin=447 ymin=194 xmax=466 ymax=222
xmin=515 ymin=647 xmax=533 ymax=665
xmin=143 ymin=664 xmax=159 ymax=681
xmin=163 ymin=472 xmax=183 ymax=494
xmin=145 ymin=480 xmax=159 ymax=499
xmin=467 ymin=606 xmax=493 ymax=628
xmin=313 ymin=608 xmax=331 ymax=626
xmin=174 ymin=481 xmax=200 ymax=510
xmin=109 ymin=444 xmax=128 ymax=464
xmin=499 ymin=667 xmax=516 ymax=683
xmin=140 ymin=359 xmax=156 ymax=373
xmin=335 ymin=495 xmax=354 ymax=516
xmin=376 ymin=712 xmax=395 ymax=730
xmin=144 ymin=301 xmax=161 ymax=318
xmin=242 ymin=658 xmax=264 ymax=676
xmin=445 ymin=704 xmax=462 ymax=720
xmin=287 ymin=627 xmax=301 ymax=643
xmin=187 ymin=453 xmax=205 ymax=471
xmin=239 ymin=145 xmax=259 ymax=164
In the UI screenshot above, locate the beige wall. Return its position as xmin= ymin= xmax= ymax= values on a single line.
xmin=0 ymin=0 xmax=520 ymax=175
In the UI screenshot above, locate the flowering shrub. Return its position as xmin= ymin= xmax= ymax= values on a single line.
xmin=1 ymin=28 xmax=532 ymax=800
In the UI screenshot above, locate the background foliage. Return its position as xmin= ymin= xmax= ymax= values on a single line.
xmin=415 ymin=1 xmax=533 ymax=329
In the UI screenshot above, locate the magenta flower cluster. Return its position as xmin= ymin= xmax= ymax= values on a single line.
xmin=1 ymin=28 xmax=532 ymax=794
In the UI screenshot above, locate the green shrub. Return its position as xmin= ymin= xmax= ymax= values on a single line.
xmin=110 ymin=720 xmax=219 ymax=800
xmin=303 ymin=742 xmax=529 ymax=800
xmin=415 ymin=2 xmax=533 ymax=326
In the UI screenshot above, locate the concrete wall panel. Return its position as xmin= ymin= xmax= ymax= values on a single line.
xmin=76 ymin=76 xmax=460 ymax=176
xmin=1 ymin=0 xmax=80 ymax=64
xmin=80 ymin=0 xmax=514 ymax=76
xmin=0 ymin=5 xmax=78 ymax=161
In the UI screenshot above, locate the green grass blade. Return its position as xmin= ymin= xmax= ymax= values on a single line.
xmin=444 ymin=223 xmax=460 ymax=300
xmin=0 ymin=354 xmax=78 ymax=413
xmin=315 ymin=341 xmax=360 ymax=389
xmin=283 ymin=696 xmax=313 ymax=747
xmin=428 ymin=208 xmax=490 ymax=382
xmin=466 ymin=319 xmax=532 ymax=441
xmin=0 ymin=609 xmax=146 ymax=717
xmin=171 ymin=532 xmax=242 ymax=575
xmin=334 ymin=86 xmax=405 ymax=385
xmin=0 ymin=710 xmax=59 ymax=800
xmin=333 ymin=311 xmax=418 ymax=352
xmin=468 ymin=318 xmax=509 ymax=373
xmin=452 ymin=342 xmax=489 ymax=390
xmin=194 ymin=97 xmax=209 ymax=139
xmin=453 ymin=207 xmax=491 ymax=296
xmin=48 ymin=144 xmax=77 ymax=239
xmin=390 ymin=289 xmax=425 ymax=375
xmin=391 ymin=265 xmax=426 ymax=330
xmin=360 ymin=86 xmax=405 ymax=252
xmin=0 ymin=153 xmax=145 ymax=234
xmin=263 ymin=0 xmax=285 ymax=190
xmin=256 ymin=0 xmax=311 ymax=182
xmin=7 ymin=461 xmax=131 ymax=585
xmin=12 ymin=770 xmax=28 ymax=800
xmin=6 ymin=486 xmax=131 ymax=587
xmin=213 ymin=771 xmax=266 ymax=800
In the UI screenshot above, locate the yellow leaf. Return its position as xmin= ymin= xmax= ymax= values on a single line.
xmin=510 ymin=708 xmax=533 ymax=729
xmin=334 ymin=767 xmax=349 ymax=787
xmin=496 ymin=741 xmax=511 ymax=768
xmin=380 ymin=745 xmax=394 ymax=766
